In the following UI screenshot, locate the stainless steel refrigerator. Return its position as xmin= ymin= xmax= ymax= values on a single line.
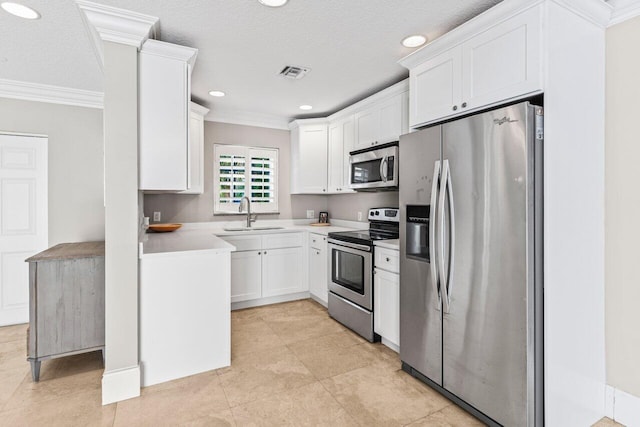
xmin=399 ymin=101 xmax=543 ymax=426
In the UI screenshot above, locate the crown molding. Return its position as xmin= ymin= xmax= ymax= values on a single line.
xmin=141 ymin=40 xmax=198 ymax=69
xmin=0 ymin=79 xmax=103 ymax=109
xmin=190 ymin=102 xmax=210 ymax=117
xmin=608 ymin=0 xmax=640 ymax=26
xmin=206 ymin=109 xmax=290 ymax=131
xmin=76 ymin=0 xmax=159 ymax=71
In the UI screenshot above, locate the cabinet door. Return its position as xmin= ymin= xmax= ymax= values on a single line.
xmin=461 ymin=5 xmax=542 ymax=110
xmin=230 ymin=251 xmax=262 ymax=303
xmin=291 ymin=124 xmax=328 ymax=194
xmin=179 ymin=111 xmax=204 ymax=194
xmin=139 ymin=52 xmax=189 ymax=191
xmin=328 ymin=117 xmax=355 ymax=193
xmin=373 ymin=268 xmax=400 ymax=347
xmin=378 ymin=93 xmax=406 ymax=144
xmin=354 ymin=107 xmax=380 ymax=150
xmin=308 ymin=235 xmax=328 ymax=304
xmin=409 ymin=46 xmax=462 ymax=128
xmin=262 ymin=247 xmax=305 ymax=297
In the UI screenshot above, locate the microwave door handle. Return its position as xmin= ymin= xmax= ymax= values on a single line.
xmin=380 ymin=157 xmax=388 ymax=182
xmin=430 ymin=160 xmax=441 ymax=310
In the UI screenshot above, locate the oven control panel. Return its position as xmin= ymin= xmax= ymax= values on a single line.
xmin=368 ymin=207 xmax=399 ymax=222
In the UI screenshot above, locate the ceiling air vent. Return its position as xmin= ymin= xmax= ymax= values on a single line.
xmin=279 ymin=65 xmax=310 ymax=80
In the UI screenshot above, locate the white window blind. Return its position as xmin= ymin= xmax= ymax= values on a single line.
xmin=214 ymin=144 xmax=278 ymax=214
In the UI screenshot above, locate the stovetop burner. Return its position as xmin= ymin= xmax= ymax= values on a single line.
xmin=328 ymin=207 xmax=399 ymax=247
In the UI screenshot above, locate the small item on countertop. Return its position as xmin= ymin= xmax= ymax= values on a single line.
xmin=319 ymin=211 xmax=329 ymax=223
xmin=148 ymin=223 xmax=182 ymax=232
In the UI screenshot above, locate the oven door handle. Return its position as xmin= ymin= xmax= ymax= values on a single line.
xmin=327 ymin=239 xmax=372 ymax=252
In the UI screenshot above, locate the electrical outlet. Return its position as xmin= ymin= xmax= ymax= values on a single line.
xmin=306 ymin=210 xmax=315 ymax=219
xmin=357 ymin=211 xmax=363 ymax=221
xmin=153 ymin=211 xmax=161 ymax=222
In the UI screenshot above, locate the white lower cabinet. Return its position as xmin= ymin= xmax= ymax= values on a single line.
xmin=374 ymin=246 xmax=400 ymax=350
xmin=308 ymin=233 xmax=328 ymax=305
xmin=263 ymin=247 xmax=304 ymax=297
xmin=222 ymin=233 xmax=306 ymax=303
xmin=230 ymin=251 xmax=262 ymax=303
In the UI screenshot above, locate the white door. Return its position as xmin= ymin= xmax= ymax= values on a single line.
xmin=354 ymin=106 xmax=379 ymax=149
xmin=373 ymin=268 xmax=400 ymax=347
xmin=0 ymin=134 xmax=48 ymax=326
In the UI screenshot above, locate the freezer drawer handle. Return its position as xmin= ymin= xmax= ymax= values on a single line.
xmin=430 ymin=160 xmax=441 ymax=310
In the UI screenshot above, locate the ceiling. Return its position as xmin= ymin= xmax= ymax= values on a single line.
xmin=1 ymin=0 xmax=505 ymax=126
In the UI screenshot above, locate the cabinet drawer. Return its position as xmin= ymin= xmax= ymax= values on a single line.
xmin=263 ymin=233 xmax=303 ymax=249
xmin=219 ymin=235 xmax=262 ymax=251
xmin=375 ymin=247 xmax=399 ymax=273
xmin=309 ymin=233 xmax=327 ymax=250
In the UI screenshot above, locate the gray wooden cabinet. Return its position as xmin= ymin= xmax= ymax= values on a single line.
xmin=25 ymin=241 xmax=105 ymax=381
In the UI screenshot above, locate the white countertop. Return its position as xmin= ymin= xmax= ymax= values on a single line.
xmin=374 ymin=239 xmax=400 ymax=251
xmin=140 ymin=219 xmax=366 ymax=256
xmin=141 ymin=229 xmax=236 ymax=257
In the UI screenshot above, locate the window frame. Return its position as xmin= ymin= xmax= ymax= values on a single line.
xmin=213 ymin=144 xmax=279 ymax=214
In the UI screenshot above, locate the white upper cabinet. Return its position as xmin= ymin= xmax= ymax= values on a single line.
xmin=461 ymin=6 xmax=542 ymax=111
xmin=355 ymin=91 xmax=408 ymax=150
xmin=403 ymin=4 xmax=542 ymax=128
xmin=290 ymin=120 xmax=328 ymax=194
xmin=410 ymin=46 xmax=462 ymax=127
xmin=179 ymin=102 xmax=209 ymax=195
xmin=289 ymin=80 xmax=407 ymax=194
xmin=327 ymin=115 xmax=355 ymax=194
xmin=139 ymin=40 xmax=198 ymax=191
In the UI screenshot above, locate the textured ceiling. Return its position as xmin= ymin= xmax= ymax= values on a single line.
xmin=1 ymin=0 xmax=504 ymax=122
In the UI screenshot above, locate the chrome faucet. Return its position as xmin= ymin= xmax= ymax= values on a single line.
xmin=239 ymin=196 xmax=257 ymax=228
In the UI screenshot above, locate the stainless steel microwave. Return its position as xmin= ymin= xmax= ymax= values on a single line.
xmin=349 ymin=143 xmax=399 ymax=190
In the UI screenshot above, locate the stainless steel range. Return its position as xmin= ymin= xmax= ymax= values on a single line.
xmin=327 ymin=208 xmax=399 ymax=342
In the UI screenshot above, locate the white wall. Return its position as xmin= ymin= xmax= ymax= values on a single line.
xmin=0 ymin=98 xmax=104 ymax=245
xmin=605 ymin=15 xmax=640 ymax=400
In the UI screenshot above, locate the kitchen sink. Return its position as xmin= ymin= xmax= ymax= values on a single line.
xmin=223 ymin=226 xmax=284 ymax=232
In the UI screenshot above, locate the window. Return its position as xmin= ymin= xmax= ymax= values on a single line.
xmin=213 ymin=144 xmax=278 ymax=214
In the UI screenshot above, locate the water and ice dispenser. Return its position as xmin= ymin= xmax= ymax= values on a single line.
xmin=406 ymin=205 xmax=430 ymax=262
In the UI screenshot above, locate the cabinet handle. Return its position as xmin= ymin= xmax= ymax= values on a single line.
xmin=323 ymin=189 xmax=326 ymax=192
xmin=258 ymin=252 xmax=261 ymax=255
xmin=264 ymin=251 xmax=267 ymax=255
xmin=317 ymin=251 xmax=320 ymax=255
xmin=452 ymin=105 xmax=458 ymax=111
xmin=462 ymin=102 xmax=467 ymax=108
xmin=386 ymin=257 xmax=390 ymax=262
xmin=371 ymin=142 xmax=374 ymax=146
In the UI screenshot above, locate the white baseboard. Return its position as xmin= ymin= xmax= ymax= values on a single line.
xmin=102 ymin=365 xmax=140 ymax=405
xmin=380 ymin=337 xmax=399 ymax=353
xmin=231 ymin=292 xmax=310 ymax=311
xmin=606 ymin=385 xmax=640 ymax=427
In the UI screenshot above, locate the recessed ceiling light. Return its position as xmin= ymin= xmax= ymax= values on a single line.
xmin=1 ymin=2 xmax=40 ymax=19
xmin=402 ymin=35 xmax=427 ymax=48
xmin=299 ymin=105 xmax=312 ymax=111
xmin=258 ymin=0 xmax=288 ymax=7
xmin=208 ymin=90 xmax=225 ymax=97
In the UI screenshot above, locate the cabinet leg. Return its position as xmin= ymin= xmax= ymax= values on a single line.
xmin=30 ymin=360 xmax=41 ymax=382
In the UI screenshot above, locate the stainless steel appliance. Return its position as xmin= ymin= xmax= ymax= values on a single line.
xmin=399 ymin=101 xmax=544 ymax=427
xmin=328 ymin=208 xmax=399 ymax=341
xmin=349 ymin=143 xmax=398 ymax=191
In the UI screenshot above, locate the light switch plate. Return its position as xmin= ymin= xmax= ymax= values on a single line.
xmin=153 ymin=211 xmax=161 ymax=222
xmin=306 ymin=210 xmax=315 ymax=219
xmin=357 ymin=211 xmax=363 ymax=221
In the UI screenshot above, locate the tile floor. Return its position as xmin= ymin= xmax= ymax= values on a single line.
xmin=0 ymin=298 xmax=624 ymax=426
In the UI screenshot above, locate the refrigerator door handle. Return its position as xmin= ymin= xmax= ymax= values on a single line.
xmin=437 ymin=160 xmax=448 ymax=311
xmin=441 ymin=160 xmax=455 ymax=314
xmin=430 ymin=160 xmax=441 ymax=309
xmin=380 ymin=157 xmax=388 ymax=182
